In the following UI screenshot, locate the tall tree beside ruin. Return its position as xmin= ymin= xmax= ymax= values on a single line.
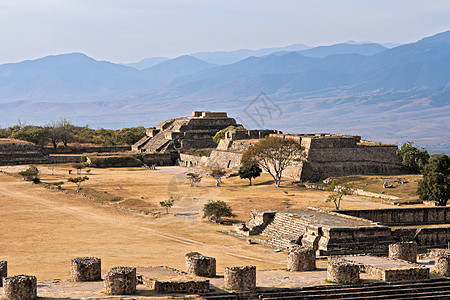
xmin=242 ymin=137 xmax=303 ymax=187
xmin=418 ymin=154 xmax=449 ymax=206
xmin=238 ymin=161 xmax=262 ymax=186
xmin=397 ymin=142 xmax=430 ymax=173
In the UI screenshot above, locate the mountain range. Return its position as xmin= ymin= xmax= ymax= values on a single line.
xmin=0 ymin=31 xmax=449 ymax=153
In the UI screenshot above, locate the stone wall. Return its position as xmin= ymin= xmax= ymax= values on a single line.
xmin=287 ymin=246 xmax=316 ymax=271
xmin=179 ymin=154 xmax=208 ymax=167
xmin=104 ymin=267 xmax=136 ymax=295
xmin=435 ymin=254 xmax=450 ymax=277
xmin=389 ymin=242 xmax=417 ymax=263
xmin=71 ymin=257 xmax=101 ymax=282
xmin=185 ymin=252 xmax=216 ymax=278
xmin=224 ymin=266 xmax=256 ymax=291
xmin=150 ymin=280 xmax=210 ymax=294
xmin=336 ymin=207 xmax=450 ymax=226
xmin=326 ymin=259 xmax=360 ymax=284
xmin=142 ymin=153 xmax=175 ymax=166
xmin=42 ymin=146 xmax=130 ymax=155
xmin=0 ymin=261 xmax=6 ymax=287
xmin=2 ymin=275 xmax=37 ymax=300
xmin=0 ymin=142 xmax=49 ymax=166
xmin=49 ymin=155 xmax=81 ymax=164
xmin=205 ymin=150 xmax=243 ymax=170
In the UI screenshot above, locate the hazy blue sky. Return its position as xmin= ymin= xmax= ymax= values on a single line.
xmin=1 ymin=0 xmax=449 ymax=64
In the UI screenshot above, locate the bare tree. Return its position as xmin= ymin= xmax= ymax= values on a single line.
xmin=57 ymin=118 xmax=74 ymax=147
xmin=242 ymin=137 xmax=303 ymax=187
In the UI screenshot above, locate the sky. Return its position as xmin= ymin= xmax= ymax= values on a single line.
xmin=0 ymin=0 xmax=449 ymax=64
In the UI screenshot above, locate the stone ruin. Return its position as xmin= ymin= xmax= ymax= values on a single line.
xmin=0 ymin=139 xmax=49 ymax=166
xmin=185 ymin=252 xmax=216 ymax=278
xmin=224 ymin=265 xmax=256 ymax=291
xmin=132 ymin=111 xmax=240 ymax=154
xmin=287 ymin=246 xmax=316 ymax=272
xmin=435 ymin=254 xmax=450 ymax=277
xmin=70 ymin=257 xmax=101 ymax=282
xmin=104 ymin=266 xmax=136 ymax=295
xmin=2 ymin=274 xmax=37 ymax=300
xmin=389 ymin=241 xmax=418 ymax=263
xmin=327 ymin=258 xmax=360 ymax=284
xmin=199 ymin=131 xmax=404 ymax=181
xmin=0 ymin=261 xmax=7 ymax=287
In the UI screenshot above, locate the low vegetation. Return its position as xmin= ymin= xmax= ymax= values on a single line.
xmin=212 ymin=125 xmax=245 ymax=144
xmin=19 ymin=165 xmax=40 ymax=182
xmin=203 ymin=200 xmax=236 ymax=222
xmin=0 ymin=119 xmax=146 ymax=147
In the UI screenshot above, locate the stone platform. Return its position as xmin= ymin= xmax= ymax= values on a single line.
xmin=338 ymin=255 xmax=430 ymax=282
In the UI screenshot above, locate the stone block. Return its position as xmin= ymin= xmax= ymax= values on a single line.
xmin=71 ymin=257 xmax=101 ymax=282
xmin=327 ymin=259 xmax=360 ymax=284
xmin=0 ymin=261 xmax=7 ymax=287
xmin=2 ymin=275 xmax=37 ymax=300
xmin=104 ymin=266 xmax=136 ymax=295
xmin=224 ymin=266 xmax=256 ymax=291
xmin=287 ymin=246 xmax=316 ymax=271
xmin=435 ymin=254 xmax=450 ymax=277
xmin=185 ymin=252 xmax=216 ymax=277
xmin=389 ymin=241 xmax=417 ymax=263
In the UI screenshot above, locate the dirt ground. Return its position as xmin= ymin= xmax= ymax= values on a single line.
xmin=0 ymin=164 xmax=421 ymax=283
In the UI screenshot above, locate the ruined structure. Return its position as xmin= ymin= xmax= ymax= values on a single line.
xmin=185 ymin=252 xmax=216 ymax=278
xmin=0 ymin=261 xmax=7 ymax=287
xmin=2 ymin=275 xmax=37 ymax=300
xmin=435 ymin=254 xmax=450 ymax=277
xmin=224 ymin=266 xmax=256 ymax=291
xmin=389 ymin=241 xmax=418 ymax=263
xmin=0 ymin=139 xmax=49 ymax=166
xmin=104 ymin=267 xmax=136 ymax=295
xmin=71 ymin=257 xmax=101 ymax=282
xmin=327 ymin=259 xmax=360 ymax=284
xmin=287 ymin=246 xmax=316 ymax=271
xmin=193 ymin=131 xmax=403 ymax=181
xmin=235 ymin=206 xmax=450 ymax=256
xmin=132 ymin=111 xmax=240 ymax=154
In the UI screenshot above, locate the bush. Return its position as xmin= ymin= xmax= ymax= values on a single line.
xmin=203 ymin=200 xmax=236 ymax=222
xmin=19 ymin=165 xmax=40 ymax=181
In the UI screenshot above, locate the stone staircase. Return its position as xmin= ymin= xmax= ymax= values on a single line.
xmin=201 ymin=278 xmax=450 ymax=300
xmin=260 ymin=213 xmax=309 ymax=249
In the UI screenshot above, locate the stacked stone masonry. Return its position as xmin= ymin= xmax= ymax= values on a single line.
xmin=435 ymin=254 xmax=450 ymax=277
xmin=71 ymin=257 xmax=101 ymax=282
xmin=326 ymin=259 xmax=360 ymax=284
xmin=185 ymin=252 xmax=216 ymax=277
xmin=389 ymin=241 xmax=417 ymax=263
xmin=287 ymin=246 xmax=316 ymax=271
xmin=224 ymin=266 xmax=256 ymax=291
xmin=151 ymin=280 xmax=210 ymax=294
xmin=104 ymin=266 xmax=136 ymax=295
xmin=2 ymin=275 xmax=37 ymax=300
xmin=0 ymin=261 xmax=7 ymax=287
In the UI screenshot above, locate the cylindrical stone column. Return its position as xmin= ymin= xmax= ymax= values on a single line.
xmin=435 ymin=254 xmax=450 ymax=277
xmin=0 ymin=261 xmax=7 ymax=287
xmin=287 ymin=246 xmax=316 ymax=271
xmin=71 ymin=257 xmax=101 ymax=282
xmin=327 ymin=260 xmax=360 ymax=284
xmin=389 ymin=241 xmax=417 ymax=263
xmin=104 ymin=267 xmax=136 ymax=295
xmin=224 ymin=266 xmax=256 ymax=291
xmin=3 ymin=275 xmax=37 ymax=300
xmin=185 ymin=252 xmax=216 ymax=277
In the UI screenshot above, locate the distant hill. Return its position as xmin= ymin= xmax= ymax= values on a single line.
xmin=124 ymin=57 xmax=169 ymax=70
xmin=0 ymin=31 xmax=448 ymax=153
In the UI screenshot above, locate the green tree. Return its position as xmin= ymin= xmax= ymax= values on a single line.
xmin=19 ymin=165 xmax=40 ymax=182
xmin=238 ymin=161 xmax=262 ymax=185
xmin=203 ymin=200 xmax=236 ymax=222
xmin=213 ymin=125 xmax=245 ymax=144
xmin=242 ymin=137 xmax=303 ymax=187
xmin=210 ymin=168 xmax=227 ymax=186
xmin=326 ymin=179 xmax=352 ymax=210
xmin=418 ymin=154 xmax=449 ymax=206
xmin=397 ymin=142 xmax=430 ymax=173
xmin=117 ymin=126 xmax=146 ymax=145
xmin=68 ymin=176 xmax=89 ymax=192
xmin=160 ymin=197 xmax=175 ymax=213
xmin=57 ymin=118 xmax=74 ymax=147
xmin=11 ymin=126 xmax=49 ymax=147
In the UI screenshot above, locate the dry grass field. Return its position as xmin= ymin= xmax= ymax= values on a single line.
xmin=0 ymin=164 xmax=422 ymax=281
